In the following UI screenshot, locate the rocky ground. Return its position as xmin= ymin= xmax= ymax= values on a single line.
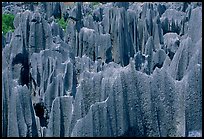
xmin=2 ymin=2 xmax=202 ymax=137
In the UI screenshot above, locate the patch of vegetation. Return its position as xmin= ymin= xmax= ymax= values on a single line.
xmin=92 ymin=2 xmax=100 ymax=6
xmin=92 ymin=2 xmax=101 ymax=9
xmin=56 ymin=17 xmax=68 ymax=30
xmin=2 ymin=14 xmax=15 ymax=35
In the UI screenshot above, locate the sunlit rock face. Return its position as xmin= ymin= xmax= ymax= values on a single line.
xmin=2 ymin=2 xmax=202 ymax=137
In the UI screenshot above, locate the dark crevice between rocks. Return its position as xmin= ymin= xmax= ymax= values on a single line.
xmin=12 ymin=48 xmax=30 ymax=88
xmin=25 ymin=16 xmax=30 ymax=47
xmin=37 ymin=67 xmax=41 ymax=87
xmin=60 ymin=99 xmax=65 ymax=137
xmin=105 ymin=47 xmax=112 ymax=64
xmin=93 ymin=51 xmax=96 ymax=61
xmin=33 ymin=102 xmax=49 ymax=128
xmin=42 ymin=20 xmax=46 ymax=50
xmin=71 ymin=66 xmax=77 ymax=99
xmin=168 ymin=51 xmax=175 ymax=61
xmin=106 ymin=108 xmax=114 ymax=136
xmin=152 ymin=62 xmax=164 ymax=71
xmin=119 ymin=126 xmax=144 ymax=137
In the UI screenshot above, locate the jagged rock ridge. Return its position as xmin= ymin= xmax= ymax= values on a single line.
xmin=2 ymin=2 xmax=202 ymax=137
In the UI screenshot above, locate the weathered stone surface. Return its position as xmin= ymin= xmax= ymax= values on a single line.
xmin=93 ymin=7 xmax=103 ymax=22
xmin=127 ymin=9 xmax=138 ymax=53
xmin=5 ymin=31 xmax=13 ymax=45
xmin=188 ymin=7 xmax=202 ymax=43
xmin=7 ymin=86 xmax=21 ymax=137
xmin=162 ymin=55 xmax=171 ymax=70
xmin=51 ymin=21 xmax=65 ymax=40
xmin=2 ymin=68 xmax=14 ymax=137
xmin=68 ymin=55 xmax=202 ymax=137
xmin=39 ymin=2 xmax=63 ymax=20
xmin=13 ymin=12 xmax=21 ymax=29
xmin=157 ymin=3 xmax=166 ymax=16
xmin=168 ymin=36 xmax=195 ymax=80
xmin=153 ymin=16 xmax=164 ymax=51
xmin=114 ymin=2 xmax=129 ymax=10
xmin=160 ymin=9 xmax=186 ymax=34
xmin=10 ymin=25 xmax=24 ymax=60
xmin=2 ymin=2 xmax=202 ymax=137
xmin=186 ymin=38 xmax=202 ymax=72
xmin=7 ymin=85 xmax=38 ymax=137
xmin=63 ymin=60 xmax=74 ymax=96
xmin=95 ymin=33 xmax=112 ymax=63
xmin=83 ymin=15 xmax=94 ymax=29
xmin=19 ymin=85 xmax=39 ymax=137
xmin=46 ymin=96 xmax=73 ymax=137
xmin=134 ymin=51 xmax=146 ymax=71
xmin=105 ymin=7 xmax=134 ymax=66
xmin=134 ymin=68 xmax=159 ymax=136
xmin=52 ymin=2 xmax=62 ymax=19
xmin=29 ymin=12 xmax=49 ymax=52
xmin=20 ymin=10 xmax=32 ymax=48
xmin=69 ymin=2 xmax=83 ymax=33
xmin=71 ymin=102 xmax=94 ymax=137
xmin=2 ymin=34 xmax=6 ymax=49
xmin=144 ymin=36 xmax=154 ymax=74
xmin=152 ymin=49 xmax=166 ymax=71
xmin=78 ymin=27 xmax=95 ymax=59
xmin=64 ymin=19 xmax=77 ymax=55
xmin=184 ymin=64 xmax=202 ymax=135
xmin=174 ymin=80 xmax=185 ymax=137
xmin=44 ymin=73 xmax=64 ymax=113
xmin=188 ymin=130 xmax=202 ymax=137
xmin=163 ymin=33 xmax=180 ymax=59
xmin=151 ymin=68 xmax=178 ymax=137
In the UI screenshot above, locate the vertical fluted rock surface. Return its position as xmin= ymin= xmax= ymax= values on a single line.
xmin=2 ymin=2 xmax=202 ymax=137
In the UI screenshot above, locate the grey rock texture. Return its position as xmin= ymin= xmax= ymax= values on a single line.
xmin=163 ymin=33 xmax=180 ymax=54
xmin=51 ymin=21 xmax=64 ymax=40
xmin=168 ymin=36 xmax=194 ymax=80
xmin=2 ymin=34 xmax=6 ymax=49
xmin=5 ymin=85 xmax=38 ymax=137
xmin=5 ymin=31 xmax=13 ymax=45
xmin=184 ymin=64 xmax=202 ymax=134
xmin=160 ymin=8 xmax=186 ymax=34
xmin=188 ymin=7 xmax=202 ymax=43
xmin=2 ymin=2 xmax=202 ymax=137
xmin=46 ymin=96 xmax=73 ymax=137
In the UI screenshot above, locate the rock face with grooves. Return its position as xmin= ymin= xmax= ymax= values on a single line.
xmin=188 ymin=7 xmax=202 ymax=43
xmin=160 ymin=9 xmax=185 ymax=34
xmin=46 ymin=96 xmax=73 ymax=137
xmin=7 ymin=85 xmax=38 ymax=137
xmin=51 ymin=21 xmax=64 ymax=40
xmin=2 ymin=2 xmax=202 ymax=137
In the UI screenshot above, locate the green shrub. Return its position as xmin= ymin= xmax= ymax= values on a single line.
xmin=2 ymin=14 xmax=15 ymax=35
xmin=56 ymin=17 xmax=67 ymax=30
